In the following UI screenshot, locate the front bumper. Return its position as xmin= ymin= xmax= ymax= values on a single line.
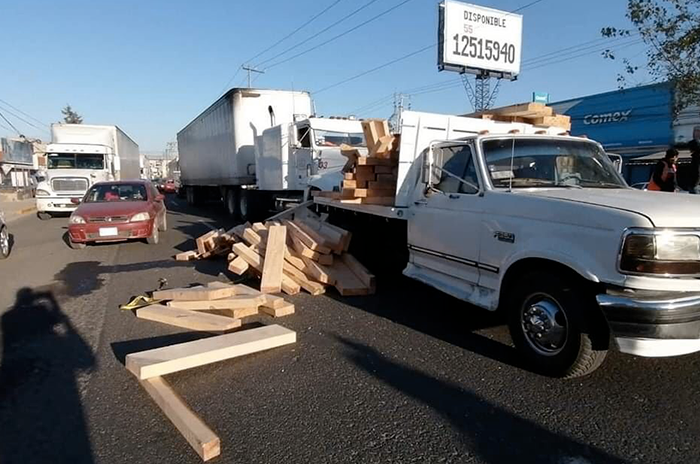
xmin=597 ymin=290 xmax=700 ymax=357
xmin=68 ymin=220 xmax=154 ymax=243
xmin=37 ymin=197 xmax=80 ymax=213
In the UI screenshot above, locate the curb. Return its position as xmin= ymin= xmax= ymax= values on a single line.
xmin=17 ymin=206 xmax=37 ymax=215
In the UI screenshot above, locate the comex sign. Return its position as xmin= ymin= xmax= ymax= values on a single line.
xmin=438 ymin=1 xmax=523 ymax=79
xmin=583 ymin=110 xmax=633 ymax=125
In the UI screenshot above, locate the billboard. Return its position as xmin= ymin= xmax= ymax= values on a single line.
xmin=438 ymin=1 xmax=522 ymax=79
xmin=550 ymin=83 xmax=674 ymax=153
xmin=0 ymin=138 xmax=34 ymax=165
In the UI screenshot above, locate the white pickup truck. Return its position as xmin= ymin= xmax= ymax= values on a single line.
xmin=314 ymin=110 xmax=700 ymax=378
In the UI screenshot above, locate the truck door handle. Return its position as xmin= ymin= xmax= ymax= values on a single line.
xmin=414 ymin=199 xmax=427 ymax=205
xmin=448 ymin=194 xmax=459 ymax=199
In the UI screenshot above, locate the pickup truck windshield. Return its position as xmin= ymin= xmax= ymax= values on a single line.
xmin=314 ymin=130 xmax=365 ymax=148
xmin=84 ymin=184 xmax=147 ymax=203
xmin=482 ymin=139 xmax=626 ymax=189
xmin=47 ymin=153 xmax=105 ymax=170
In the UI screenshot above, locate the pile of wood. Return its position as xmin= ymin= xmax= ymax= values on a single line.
xmin=176 ymin=210 xmax=375 ymax=297
xmin=125 ymin=281 xmax=297 ymax=461
xmin=465 ymin=102 xmax=571 ymax=131
xmin=315 ymin=118 xmax=400 ymax=206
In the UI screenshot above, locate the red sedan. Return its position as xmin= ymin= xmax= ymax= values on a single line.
xmin=67 ymin=180 xmax=167 ymax=249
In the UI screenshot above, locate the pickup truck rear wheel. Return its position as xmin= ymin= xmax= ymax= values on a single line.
xmin=507 ymin=271 xmax=608 ymax=378
xmin=37 ymin=212 xmax=52 ymax=221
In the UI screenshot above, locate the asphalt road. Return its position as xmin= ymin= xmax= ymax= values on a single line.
xmin=0 ymin=197 xmax=699 ymax=464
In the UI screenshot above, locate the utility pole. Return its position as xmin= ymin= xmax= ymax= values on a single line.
xmin=461 ymin=73 xmax=501 ymax=112
xmin=242 ymin=65 xmax=265 ymax=88
xmin=389 ymin=93 xmax=411 ymax=132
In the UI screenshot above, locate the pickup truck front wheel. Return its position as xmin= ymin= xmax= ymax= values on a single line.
xmin=507 ymin=272 xmax=608 ymax=378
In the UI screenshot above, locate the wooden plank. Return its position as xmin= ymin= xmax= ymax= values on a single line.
xmin=284 ymin=220 xmax=332 ymax=254
xmin=353 ymin=165 xmax=377 ymax=182
xmin=136 ymin=305 xmax=241 ymax=332
xmin=489 ymin=102 xmax=553 ymax=117
xmin=329 ymin=260 xmax=372 ymax=296
xmin=375 ymin=173 xmax=397 ymax=182
xmin=283 ymin=263 xmax=326 ymax=296
xmin=341 ymin=253 xmax=376 ymax=291
xmin=361 ymin=119 xmax=390 ymax=152
xmin=292 ymin=218 xmax=335 ymax=249
xmin=356 ymin=156 xmax=398 ymax=166
xmin=152 ymin=286 xmax=237 ymax=301
xmin=264 ymin=199 xmax=313 ymax=223
xmin=166 ymin=295 xmax=266 ymax=310
xmin=175 ymin=250 xmax=199 ymax=261
xmin=369 ymin=134 xmax=395 ymax=158
xmin=300 ymin=256 xmax=335 ymax=285
xmin=529 ymin=114 xmax=572 ymax=130
xmin=227 ymin=256 xmax=249 ymax=275
xmin=368 ymin=180 xmax=396 ymax=190
xmin=342 ymin=188 xmax=395 ymax=198
xmin=342 ymin=179 xmax=367 ymax=189
xmin=261 ymin=224 xmax=287 ymax=294
xmin=230 ymin=283 xmax=288 ymax=309
xmin=295 ymin=218 xmax=344 ymax=253
xmin=373 ymin=165 xmax=397 ymax=174
xmin=289 ymin=233 xmax=333 ymax=265
xmin=126 ymin=324 xmax=297 ymax=380
xmin=316 ymin=221 xmax=352 ymax=252
xmin=251 ymin=222 xmax=267 ymax=233
xmin=140 ymin=376 xmax=220 ymax=461
xmin=339 ymin=197 xmax=395 ymax=206
xmin=196 ymin=230 xmax=218 ymax=255
xmin=242 ymin=228 xmax=263 ymax=247
xmin=284 ymin=243 xmax=308 ymax=271
xmin=233 ymin=243 xmax=301 ymax=295
xmin=259 ymin=301 xmax=295 ymax=317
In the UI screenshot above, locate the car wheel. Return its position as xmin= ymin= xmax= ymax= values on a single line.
xmin=68 ymin=238 xmax=86 ymax=250
xmin=147 ymin=223 xmax=160 ymax=245
xmin=37 ymin=212 xmax=52 ymax=221
xmin=507 ymin=271 xmax=608 ymax=378
xmin=0 ymin=226 xmax=10 ymax=259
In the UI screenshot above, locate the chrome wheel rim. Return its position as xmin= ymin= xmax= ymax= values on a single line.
xmin=520 ymin=293 xmax=569 ymax=356
xmin=239 ymin=192 xmax=248 ymax=219
xmin=0 ymin=228 xmax=8 ymax=256
xmin=227 ymin=191 xmax=236 ymax=216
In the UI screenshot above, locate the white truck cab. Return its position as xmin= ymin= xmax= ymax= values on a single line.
xmin=256 ymin=117 xmax=366 ymax=194
xmin=36 ymin=124 xmax=139 ymax=219
xmin=315 ymin=110 xmax=700 ymax=378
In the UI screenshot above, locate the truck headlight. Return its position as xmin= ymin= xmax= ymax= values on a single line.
xmin=69 ymin=215 xmax=86 ymax=224
xmin=36 ymin=189 xmax=50 ymax=197
xmin=130 ymin=212 xmax=150 ymax=222
xmin=620 ymin=229 xmax=700 ymax=275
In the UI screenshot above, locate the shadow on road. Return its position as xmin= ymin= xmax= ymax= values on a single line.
xmin=0 ymin=288 xmax=96 ymax=464
xmin=337 ymin=336 xmax=626 ymax=464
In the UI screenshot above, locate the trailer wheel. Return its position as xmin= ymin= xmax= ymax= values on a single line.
xmin=238 ymin=189 xmax=254 ymax=222
xmin=186 ymin=186 xmax=196 ymax=206
xmin=507 ymin=271 xmax=608 ymax=378
xmin=226 ymin=189 xmax=238 ymax=218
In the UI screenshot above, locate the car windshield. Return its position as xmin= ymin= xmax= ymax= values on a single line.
xmin=47 ymin=153 xmax=105 ymax=170
xmin=482 ymin=138 xmax=627 ymax=189
xmin=84 ymin=184 xmax=148 ymax=203
xmin=314 ymin=129 xmax=365 ymax=148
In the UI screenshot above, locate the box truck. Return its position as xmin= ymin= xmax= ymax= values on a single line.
xmin=177 ymin=88 xmax=365 ymax=221
xmin=35 ymin=124 xmax=140 ymax=219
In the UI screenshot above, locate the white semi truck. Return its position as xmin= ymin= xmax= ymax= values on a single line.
xmin=177 ymin=88 xmax=365 ymax=221
xmin=36 ymin=124 xmax=140 ymax=219
xmin=310 ymin=109 xmax=700 ymax=378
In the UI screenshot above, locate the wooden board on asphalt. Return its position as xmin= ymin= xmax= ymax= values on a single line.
xmin=136 ymin=305 xmax=242 ymax=332
xmin=166 ymin=295 xmax=265 ymax=310
xmin=140 ymin=376 xmax=220 ymax=461
xmin=152 ymin=286 xmax=237 ymax=301
xmin=126 ymin=324 xmax=297 ymax=380
xmin=261 ymin=224 xmax=286 ymax=294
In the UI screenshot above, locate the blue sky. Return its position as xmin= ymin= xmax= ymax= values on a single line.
xmin=0 ymin=0 xmax=648 ymax=152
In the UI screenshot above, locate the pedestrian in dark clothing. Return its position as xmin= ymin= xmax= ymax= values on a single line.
xmin=648 ymin=148 xmax=678 ymax=192
xmin=688 ymin=139 xmax=700 ymax=194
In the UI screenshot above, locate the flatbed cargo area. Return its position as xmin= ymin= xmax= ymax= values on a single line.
xmin=313 ymin=196 xmax=408 ymax=220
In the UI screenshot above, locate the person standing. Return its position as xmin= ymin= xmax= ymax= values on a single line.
xmin=648 ymin=148 xmax=679 ymax=192
xmin=688 ymin=139 xmax=700 ymax=194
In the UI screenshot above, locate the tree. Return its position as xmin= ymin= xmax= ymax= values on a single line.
xmin=61 ymin=105 xmax=83 ymax=124
xmin=602 ymin=0 xmax=700 ymax=113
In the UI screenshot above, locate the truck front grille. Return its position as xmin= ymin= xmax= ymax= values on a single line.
xmin=52 ymin=178 xmax=88 ymax=192
xmin=88 ymin=216 xmax=129 ymax=223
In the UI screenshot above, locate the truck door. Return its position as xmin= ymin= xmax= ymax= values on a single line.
xmin=292 ymin=125 xmax=313 ymax=187
xmin=408 ymin=143 xmax=483 ymax=285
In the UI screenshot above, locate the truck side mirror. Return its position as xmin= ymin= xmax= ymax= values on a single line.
xmin=423 ymin=145 xmax=442 ymax=186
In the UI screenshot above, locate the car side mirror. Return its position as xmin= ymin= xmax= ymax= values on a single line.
xmin=70 ymin=197 xmax=82 ymax=205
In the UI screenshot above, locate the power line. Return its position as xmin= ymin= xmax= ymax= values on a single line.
xmin=0 ymin=98 xmax=48 ymax=127
xmin=0 ymin=110 xmax=21 ymax=136
xmin=0 ymin=102 xmax=50 ymax=134
xmin=220 ymin=0 xmax=346 ymax=93
xmin=315 ymin=43 xmax=435 ymax=94
xmin=257 ymin=0 xmax=385 ymax=67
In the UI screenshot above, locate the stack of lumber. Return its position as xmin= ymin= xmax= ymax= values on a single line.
xmin=227 ymin=213 xmax=375 ymax=297
xmin=175 ymin=228 xmax=236 ymax=261
xmin=124 ymin=281 xmax=297 ymax=461
xmin=465 ymin=102 xmax=571 ymax=131
xmin=315 ymin=118 xmax=399 ymax=206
